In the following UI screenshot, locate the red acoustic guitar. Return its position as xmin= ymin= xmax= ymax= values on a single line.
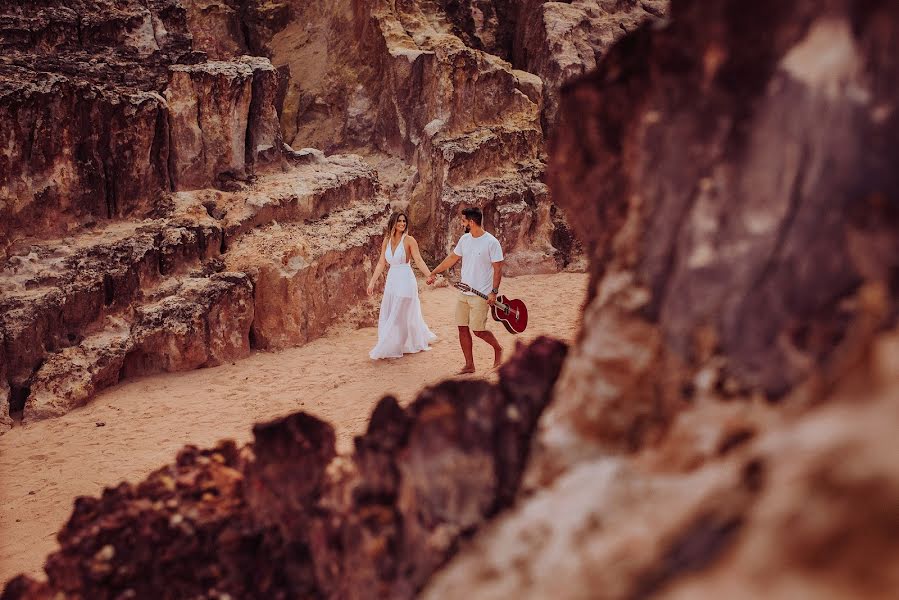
xmin=454 ymin=282 xmax=528 ymax=334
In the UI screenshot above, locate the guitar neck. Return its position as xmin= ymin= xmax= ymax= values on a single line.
xmin=461 ymin=286 xmax=509 ymax=312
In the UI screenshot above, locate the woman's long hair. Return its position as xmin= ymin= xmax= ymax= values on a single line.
xmin=384 ymin=211 xmax=410 ymax=244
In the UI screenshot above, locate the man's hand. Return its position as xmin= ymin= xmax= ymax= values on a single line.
xmin=426 ymin=274 xmax=436 ymax=285
xmin=366 ymin=282 xmax=374 ymax=296
xmin=487 ymin=292 xmax=497 ymax=306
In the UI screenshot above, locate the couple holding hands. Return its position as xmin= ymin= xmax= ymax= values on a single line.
xmin=366 ymin=207 xmax=504 ymax=374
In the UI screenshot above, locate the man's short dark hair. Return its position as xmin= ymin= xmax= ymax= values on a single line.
xmin=461 ymin=207 xmax=483 ymax=226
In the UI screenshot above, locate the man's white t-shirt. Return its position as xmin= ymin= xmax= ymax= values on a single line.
xmin=453 ymin=232 xmax=504 ymax=296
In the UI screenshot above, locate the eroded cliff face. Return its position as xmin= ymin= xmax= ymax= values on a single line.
xmin=0 ymin=0 xmax=320 ymax=426
xmin=232 ymin=0 xmax=664 ymax=266
xmin=0 ymin=5 xmax=296 ymax=246
xmin=5 ymin=0 xmax=899 ymax=598
xmin=1 ymin=0 xmax=652 ymax=425
xmin=423 ymin=1 xmax=899 ymax=598
xmin=0 ymin=153 xmax=382 ymax=426
xmin=437 ymin=0 xmax=669 ymax=130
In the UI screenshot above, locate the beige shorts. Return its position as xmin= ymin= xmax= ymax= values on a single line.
xmin=455 ymin=293 xmax=489 ymax=331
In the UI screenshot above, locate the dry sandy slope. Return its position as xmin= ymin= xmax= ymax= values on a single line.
xmin=0 ymin=272 xmax=586 ymax=584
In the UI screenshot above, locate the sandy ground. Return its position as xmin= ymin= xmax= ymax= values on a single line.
xmin=0 ymin=272 xmax=587 ymax=584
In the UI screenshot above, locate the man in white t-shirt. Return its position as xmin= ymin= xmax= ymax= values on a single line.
xmin=427 ymin=207 xmax=504 ymax=373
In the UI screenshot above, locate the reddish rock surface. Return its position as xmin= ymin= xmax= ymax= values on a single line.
xmin=422 ymin=1 xmax=899 ymax=598
xmin=165 ymin=57 xmax=286 ymax=190
xmin=0 ymin=1 xmax=290 ymax=253
xmin=2 ymin=0 xmax=635 ymax=423
xmin=1 ymin=338 xmax=567 ymax=599
xmin=0 ymin=153 xmax=381 ymax=425
xmin=226 ymin=202 xmax=386 ymax=350
xmin=6 ymin=1 xmax=899 ymax=598
xmin=25 ymin=273 xmax=255 ymax=421
xmin=180 ymin=0 xmax=249 ymax=59
xmin=0 ymin=0 xmax=191 ymax=249
xmin=240 ymin=0 xmax=596 ymax=269
xmin=512 ymin=0 xmax=669 ymax=130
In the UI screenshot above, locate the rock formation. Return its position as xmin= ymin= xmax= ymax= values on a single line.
xmin=1 ymin=338 xmax=567 ymax=599
xmin=422 ymin=0 xmax=899 ymax=597
xmin=6 ymin=0 xmax=899 ymax=598
xmin=221 ymin=0 xmax=668 ymax=264
xmin=3 ymin=0 xmax=659 ymax=425
xmin=438 ymin=0 xmax=669 ymax=130
xmin=0 ymin=153 xmax=382 ymax=425
xmin=0 ymin=0 xmax=307 ymax=427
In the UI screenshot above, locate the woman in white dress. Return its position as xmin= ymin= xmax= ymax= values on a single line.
xmin=367 ymin=212 xmax=437 ymax=359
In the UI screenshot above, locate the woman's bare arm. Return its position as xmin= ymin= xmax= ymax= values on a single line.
xmin=367 ymin=239 xmax=389 ymax=295
xmin=407 ymin=236 xmax=431 ymax=278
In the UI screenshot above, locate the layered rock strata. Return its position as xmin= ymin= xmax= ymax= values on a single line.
xmin=1 ymin=0 xmax=662 ymax=424
xmin=0 ymin=0 xmax=656 ymax=422
xmin=511 ymin=0 xmax=669 ymax=130
xmin=7 ymin=1 xmax=899 ymax=598
xmin=165 ymin=57 xmax=286 ymax=190
xmin=0 ymin=156 xmax=381 ymax=427
xmin=1 ymin=338 xmax=567 ymax=599
xmin=247 ymin=0 xmax=667 ymax=268
xmin=0 ymin=1 xmax=287 ymax=255
xmin=225 ymin=202 xmax=386 ymax=350
xmin=431 ymin=0 xmax=668 ymax=130
xmin=251 ymin=0 xmax=593 ymax=269
xmin=25 ymin=273 xmax=255 ymax=422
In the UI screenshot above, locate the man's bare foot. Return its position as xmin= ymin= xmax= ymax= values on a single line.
xmin=457 ymin=365 xmax=476 ymax=375
xmin=492 ymin=346 xmax=504 ymax=369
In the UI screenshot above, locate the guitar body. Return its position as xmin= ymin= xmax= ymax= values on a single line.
xmin=491 ymin=295 xmax=528 ymax=334
xmin=453 ymin=282 xmax=529 ymax=334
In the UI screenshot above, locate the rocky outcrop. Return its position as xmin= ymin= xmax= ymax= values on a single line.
xmin=541 ymin=0 xmax=899 ymax=459
xmin=165 ymin=57 xmax=287 ymax=190
xmin=0 ymin=155 xmax=380 ymax=423
xmin=431 ymin=0 xmax=669 ymax=130
xmin=0 ymin=1 xmax=288 ymax=255
xmin=412 ymin=128 xmax=564 ymax=270
xmin=180 ymin=0 xmax=249 ymax=59
xmin=25 ymin=273 xmax=254 ymax=421
xmin=0 ymin=68 xmax=171 ymax=249
xmin=426 ymin=342 xmax=899 ymax=599
xmin=226 ymin=203 xmax=386 ymax=350
xmin=1 ymin=338 xmax=567 ymax=599
xmin=250 ymin=0 xmax=585 ymax=271
xmin=0 ymin=0 xmax=189 ymax=252
xmin=512 ymin=0 xmax=668 ymax=130
xmin=9 ymin=1 xmax=899 ymax=598
xmin=0 ymin=0 xmax=652 ymax=420
xmin=418 ymin=1 xmax=899 ymax=598
xmin=0 ymin=54 xmax=287 ymax=251
xmin=0 ymin=330 xmax=10 ymax=433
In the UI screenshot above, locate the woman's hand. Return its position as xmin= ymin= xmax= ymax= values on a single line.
xmin=367 ymin=282 xmax=375 ymax=296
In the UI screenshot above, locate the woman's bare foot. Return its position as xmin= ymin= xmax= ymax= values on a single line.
xmin=457 ymin=365 xmax=476 ymax=375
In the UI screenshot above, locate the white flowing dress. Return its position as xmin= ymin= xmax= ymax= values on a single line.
xmin=369 ymin=234 xmax=437 ymax=359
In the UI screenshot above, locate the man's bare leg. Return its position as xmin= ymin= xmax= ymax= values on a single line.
xmin=473 ymin=330 xmax=503 ymax=368
xmin=458 ymin=326 xmax=476 ymax=373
